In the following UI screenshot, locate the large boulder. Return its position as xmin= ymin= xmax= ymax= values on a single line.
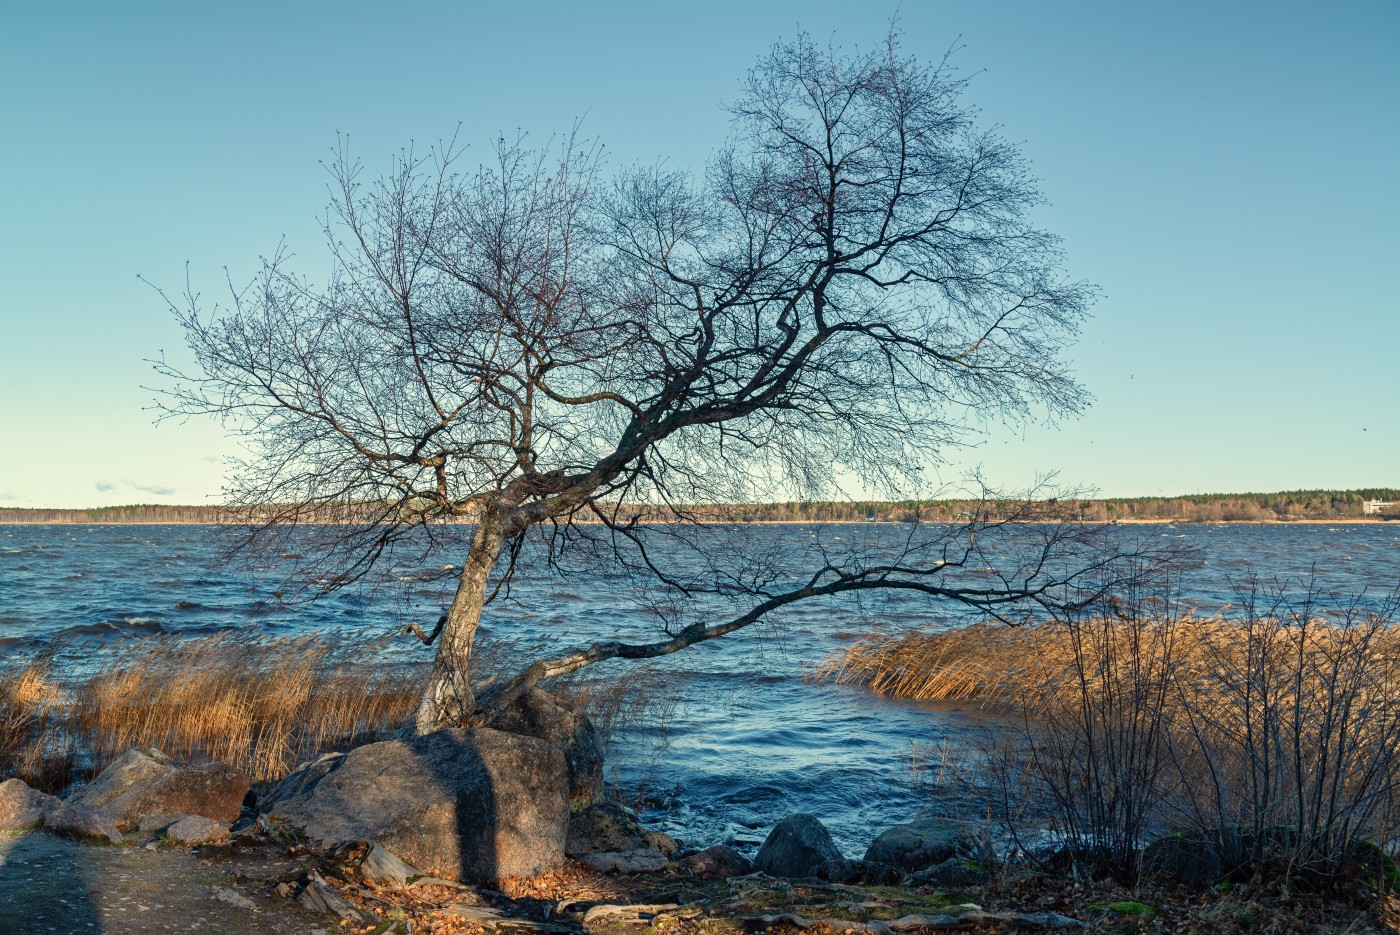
xmin=260 ymin=751 xmax=344 ymax=806
xmin=863 ymin=819 xmax=986 ymax=873
xmin=754 ymin=814 xmax=843 ymax=878
xmin=567 ymin=801 xmax=678 ymax=856
xmin=44 ymin=802 xmax=122 ymax=844
xmin=66 ymin=748 xmax=247 ymax=831
xmin=262 ymin=727 xmax=568 ymax=884
xmin=493 ymin=688 xmax=604 ymax=808
xmin=0 ymin=778 xmax=60 ymax=831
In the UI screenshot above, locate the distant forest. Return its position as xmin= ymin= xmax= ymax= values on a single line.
xmin=2 ymin=490 xmax=1398 ymax=525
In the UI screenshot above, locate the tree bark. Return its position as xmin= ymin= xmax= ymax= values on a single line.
xmin=413 ymin=508 xmax=509 ymax=734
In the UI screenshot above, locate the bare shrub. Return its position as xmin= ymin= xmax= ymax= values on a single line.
xmin=1017 ymin=605 xmax=1182 ymax=877
xmin=819 ymin=585 xmax=1400 ymax=886
xmin=1164 ymin=585 xmax=1400 ymax=885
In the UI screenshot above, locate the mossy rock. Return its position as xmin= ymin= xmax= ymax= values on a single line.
xmin=1091 ymin=900 xmax=1157 ymax=918
xmin=1349 ymin=840 xmax=1400 ymax=892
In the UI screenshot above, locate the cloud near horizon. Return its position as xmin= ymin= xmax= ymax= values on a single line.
xmin=128 ymin=481 xmax=177 ymax=496
xmin=103 ymin=480 xmax=178 ymax=497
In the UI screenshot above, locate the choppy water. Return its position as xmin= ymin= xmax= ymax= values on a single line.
xmin=1 ymin=522 xmax=1396 ymax=855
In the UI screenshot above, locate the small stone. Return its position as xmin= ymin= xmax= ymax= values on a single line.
xmin=907 ymin=857 xmax=990 ymax=887
xmin=645 ymin=829 xmax=680 ymax=856
xmin=165 ymin=814 xmax=231 ymax=845
xmin=567 ymin=801 xmax=676 ymax=856
xmin=212 ymin=886 xmax=256 ymax=909
xmin=137 ymin=812 xmax=185 ymax=835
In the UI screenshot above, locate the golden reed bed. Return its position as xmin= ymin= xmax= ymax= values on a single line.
xmin=814 ymin=613 xmax=1400 ymax=718
xmin=0 ymin=634 xmax=421 ymax=788
xmin=0 ymin=632 xmax=673 ymax=792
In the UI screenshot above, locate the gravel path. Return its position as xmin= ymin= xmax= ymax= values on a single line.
xmin=0 ymin=830 xmax=321 ymax=935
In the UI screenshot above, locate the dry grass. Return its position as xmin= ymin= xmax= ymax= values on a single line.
xmin=1 ymin=633 xmax=680 ymax=793
xmin=1 ymin=633 xmax=423 ymax=789
xmin=815 ymin=612 xmax=1400 ymax=717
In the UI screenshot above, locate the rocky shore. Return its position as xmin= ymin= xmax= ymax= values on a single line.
xmin=0 ymin=749 xmax=1083 ymax=934
xmin=2 ymin=707 xmax=1396 ymax=933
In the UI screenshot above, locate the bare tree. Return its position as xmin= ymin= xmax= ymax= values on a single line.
xmin=159 ymin=32 xmax=1151 ymax=734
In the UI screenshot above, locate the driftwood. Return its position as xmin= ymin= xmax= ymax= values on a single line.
xmin=443 ymin=904 xmax=574 ymax=933
xmin=409 ymin=875 xmax=473 ymax=891
xmin=294 ymin=871 xmax=378 ymax=925
xmin=581 ymin=903 xmax=701 ymax=925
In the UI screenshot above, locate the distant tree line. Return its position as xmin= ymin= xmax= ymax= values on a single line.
xmin=0 ymin=504 xmax=229 ymax=524
xmin=3 ymin=490 xmax=1398 ymax=525
xmin=695 ymin=489 xmax=1400 ymax=523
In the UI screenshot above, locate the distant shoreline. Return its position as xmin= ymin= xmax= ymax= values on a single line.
xmin=1 ymin=517 xmax=1395 ymax=527
xmin=3 ymin=490 xmax=1397 ymax=526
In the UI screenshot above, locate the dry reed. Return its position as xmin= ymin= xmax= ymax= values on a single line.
xmin=0 ymin=651 xmax=74 ymax=790
xmin=1 ymin=633 xmax=423 ymax=788
xmin=815 ymin=613 xmax=1400 ymax=718
xmin=2 ymin=632 xmax=680 ymax=793
xmin=813 ymin=620 xmax=1075 ymax=706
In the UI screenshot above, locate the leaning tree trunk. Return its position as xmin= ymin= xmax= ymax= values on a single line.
xmin=413 ymin=509 xmax=508 ymax=735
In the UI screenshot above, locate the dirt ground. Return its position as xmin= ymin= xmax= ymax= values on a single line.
xmin=4 ymin=828 xmax=1397 ymax=935
xmin=0 ymin=830 xmax=316 ymax=935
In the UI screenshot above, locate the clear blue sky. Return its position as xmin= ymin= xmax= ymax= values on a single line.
xmin=1 ymin=0 xmax=1396 ymax=508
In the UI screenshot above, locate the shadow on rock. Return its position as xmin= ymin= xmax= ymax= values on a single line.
xmin=261 ymin=726 xmax=568 ymax=885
